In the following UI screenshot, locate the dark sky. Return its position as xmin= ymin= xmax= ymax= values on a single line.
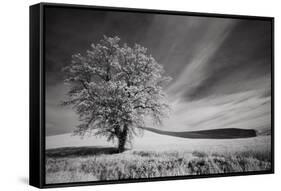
xmin=45 ymin=7 xmax=272 ymax=136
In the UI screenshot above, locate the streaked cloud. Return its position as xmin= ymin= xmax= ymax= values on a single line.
xmin=166 ymin=19 xmax=237 ymax=99
xmin=160 ymin=89 xmax=271 ymax=134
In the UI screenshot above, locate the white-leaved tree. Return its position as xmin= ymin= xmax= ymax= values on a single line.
xmin=62 ymin=36 xmax=171 ymax=152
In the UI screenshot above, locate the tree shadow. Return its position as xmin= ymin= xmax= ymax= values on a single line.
xmin=46 ymin=146 xmax=121 ymax=158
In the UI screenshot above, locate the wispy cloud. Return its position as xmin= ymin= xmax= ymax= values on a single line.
xmin=160 ymin=89 xmax=271 ymax=133
xmin=166 ymin=19 xmax=237 ymax=100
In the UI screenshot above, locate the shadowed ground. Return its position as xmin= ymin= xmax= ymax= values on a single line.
xmin=142 ymin=127 xmax=257 ymax=139
xmin=46 ymin=146 xmax=119 ymax=158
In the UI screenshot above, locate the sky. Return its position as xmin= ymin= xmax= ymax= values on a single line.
xmin=45 ymin=7 xmax=272 ymax=136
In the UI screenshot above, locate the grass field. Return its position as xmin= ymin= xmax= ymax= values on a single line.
xmin=46 ymin=148 xmax=271 ymax=183
xmin=45 ymin=129 xmax=271 ymax=184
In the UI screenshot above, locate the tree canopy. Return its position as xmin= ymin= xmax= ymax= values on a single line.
xmin=62 ymin=36 xmax=171 ymax=152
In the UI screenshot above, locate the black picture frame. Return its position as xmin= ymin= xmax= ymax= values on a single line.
xmin=30 ymin=2 xmax=274 ymax=189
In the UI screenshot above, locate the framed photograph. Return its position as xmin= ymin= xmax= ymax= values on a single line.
xmin=30 ymin=2 xmax=274 ymax=188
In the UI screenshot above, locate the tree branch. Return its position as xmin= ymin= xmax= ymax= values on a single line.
xmin=79 ymin=80 xmax=97 ymax=101
xmin=133 ymin=105 xmax=155 ymax=110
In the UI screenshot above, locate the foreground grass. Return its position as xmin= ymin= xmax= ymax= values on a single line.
xmin=46 ymin=149 xmax=271 ymax=184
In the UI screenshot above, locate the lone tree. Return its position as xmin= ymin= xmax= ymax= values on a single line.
xmin=62 ymin=36 xmax=171 ymax=152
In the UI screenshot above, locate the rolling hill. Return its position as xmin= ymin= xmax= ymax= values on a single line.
xmin=46 ymin=127 xmax=270 ymax=154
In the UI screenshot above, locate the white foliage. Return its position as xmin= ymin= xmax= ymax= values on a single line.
xmin=62 ymin=36 xmax=171 ymax=144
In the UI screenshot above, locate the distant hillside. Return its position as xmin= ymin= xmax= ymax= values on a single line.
xmin=142 ymin=127 xmax=257 ymax=139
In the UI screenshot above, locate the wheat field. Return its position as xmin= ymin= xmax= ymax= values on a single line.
xmin=45 ymin=130 xmax=271 ymax=184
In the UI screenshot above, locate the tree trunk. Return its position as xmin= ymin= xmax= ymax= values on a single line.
xmin=117 ymin=124 xmax=128 ymax=153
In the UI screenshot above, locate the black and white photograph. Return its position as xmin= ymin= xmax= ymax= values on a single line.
xmin=43 ymin=4 xmax=273 ymax=185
